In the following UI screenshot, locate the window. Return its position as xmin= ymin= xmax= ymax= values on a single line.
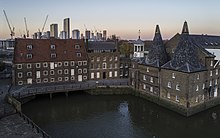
xmin=51 ymin=53 xmax=56 ymax=58
xmin=97 ymin=64 xmax=100 ymax=69
xmin=83 ymin=61 xmax=87 ymax=66
xmin=64 ymin=69 xmax=69 ymax=74
xmin=26 ymin=54 xmax=32 ymax=59
xmin=58 ymin=62 xmax=62 ymax=67
xmin=78 ymin=61 xmax=82 ymax=66
xmin=76 ymin=52 xmax=81 ymax=57
xmin=50 ymin=78 xmax=55 ymax=82
xmin=75 ymin=45 xmax=80 ymax=49
xmin=203 ymin=83 xmax=205 ymax=89
xmin=43 ymin=78 xmax=48 ymax=83
xmin=27 ymin=45 xmax=32 ymax=50
xmin=114 ymin=71 xmax=118 ymax=77
xmin=115 ymin=56 xmax=118 ymax=61
xmin=211 ymin=61 xmax=213 ymax=66
xmin=58 ymin=77 xmax=62 ymax=81
xmin=109 ymin=71 xmax=112 ymax=78
xmin=27 ymin=72 xmax=32 ymax=77
xmin=18 ymin=81 xmax=23 ymax=85
xmin=103 ymin=57 xmax=106 ymax=61
xmin=172 ymin=73 xmax=175 ymax=79
xmin=18 ymin=72 xmax=22 ymax=78
xmin=115 ymin=63 xmax=117 ymax=69
xmin=97 ymin=57 xmax=100 ymax=62
xmin=109 ymin=64 xmax=112 ymax=69
xmin=150 ymin=77 xmax=153 ymax=83
xmin=71 ymin=76 xmax=75 ymax=80
xmin=109 ymin=57 xmax=112 ymax=61
xmin=43 ymin=71 xmax=48 ymax=76
xmin=50 ymin=70 xmax=54 ymax=75
xmin=64 ymin=61 xmax=69 ymax=66
xmin=216 ymin=69 xmax=219 ymax=75
xmin=71 ymin=61 xmax=75 ymax=66
xmin=143 ymin=75 xmax=146 ymax=80
xmin=51 ymin=45 xmax=55 ymax=49
xmin=71 ymin=69 xmax=75 ymax=75
xmin=143 ymin=84 xmax=146 ymax=90
xmin=27 ymin=64 xmax=31 ymax=69
xmin=83 ymin=75 xmax=87 ymax=80
xmin=167 ymin=82 xmax=171 ymax=88
xmin=210 ymin=71 xmax=213 ymax=76
xmin=196 ymin=85 xmax=199 ymax=91
xmin=210 ymin=80 xmax=212 ymax=86
xmin=197 ymin=74 xmax=200 ymax=80
xmin=150 ymin=87 xmax=153 ymax=92
xmin=43 ymin=62 xmax=48 ymax=68
xmin=167 ymin=93 xmax=170 ymax=99
xmin=58 ymin=70 xmax=62 ymax=75
xmin=36 ymin=63 xmax=40 ymax=68
xmin=215 ymin=79 xmax=218 ymax=85
xmin=125 ymin=63 xmax=128 ymax=68
xmin=83 ymin=68 xmax=87 ymax=73
xmin=36 ymin=79 xmax=41 ymax=83
xmin=195 ymin=97 xmax=198 ymax=103
xmin=97 ymin=72 xmax=100 ymax=78
xmin=176 ymin=84 xmax=180 ymax=91
xmin=120 ymin=63 xmax=123 ymax=68
xmin=65 ymin=77 xmax=69 ymax=81
xmin=103 ymin=63 xmax=107 ymax=69
xmin=91 ymin=73 xmax=94 ymax=79
xmin=91 ymin=57 xmax=94 ymax=62
xmin=147 ymin=67 xmax=149 ymax=72
xmin=78 ymin=69 xmax=82 ymax=74
xmin=17 ymin=64 xmax=22 ymax=69
xmin=36 ymin=71 xmax=40 ymax=78
xmin=176 ymin=95 xmax=179 ymax=102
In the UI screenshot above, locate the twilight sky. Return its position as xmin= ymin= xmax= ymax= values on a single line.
xmin=1 ymin=0 xmax=220 ymax=40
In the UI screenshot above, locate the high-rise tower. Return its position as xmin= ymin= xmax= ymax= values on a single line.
xmin=50 ymin=24 xmax=58 ymax=38
xmin=64 ymin=18 xmax=70 ymax=39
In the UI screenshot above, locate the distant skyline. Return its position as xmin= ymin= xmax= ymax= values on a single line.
xmin=1 ymin=0 xmax=220 ymax=40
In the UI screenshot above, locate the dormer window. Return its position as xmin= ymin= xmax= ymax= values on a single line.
xmin=51 ymin=53 xmax=56 ymax=58
xmin=27 ymin=45 xmax=32 ymax=50
xmin=26 ymin=54 xmax=32 ymax=59
xmin=51 ymin=45 xmax=55 ymax=50
xmin=75 ymin=45 xmax=80 ymax=49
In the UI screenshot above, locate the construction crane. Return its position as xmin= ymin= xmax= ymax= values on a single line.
xmin=41 ymin=15 xmax=48 ymax=33
xmin=3 ymin=10 xmax=15 ymax=39
xmin=24 ymin=17 xmax=29 ymax=38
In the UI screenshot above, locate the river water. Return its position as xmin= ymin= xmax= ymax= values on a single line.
xmin=22 ymin=92 xmax=220 ymax=138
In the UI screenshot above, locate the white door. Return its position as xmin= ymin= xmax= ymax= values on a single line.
xmin=78 ymin=75 xmax=82 ymax=82
xmin=27 ymin=78 xmax=32 ymax=84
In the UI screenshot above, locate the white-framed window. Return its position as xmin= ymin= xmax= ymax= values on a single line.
xmin=75 ymin=45 xmax=80 ymax=49
xmin=71 ymin=76 xmax=75 ymax=80
xmin=211 ymin=61 xmax=213 ymax=66
xmin=58 ymin=77 xmax=62 ymax=81
xmin=203 ymin=83 xmax=205 ymax=89
xmin=115 ymin=63 xmax=117 ymax=69
xmin=50 ymin=78 xmax=55 ymax=82
xmin=43 ymin=70 xmax=48 ymax=76
xmin=58 ymin=70 xmax=62 ymax=75
xmin=195 ymin=97 xmax=198 ymax=103
xmin=97 ymin=57 xmax=100 ymax=62
xmin=109 ymin=71 xmax=112 ymax=78
xmin=83 ymin=61 xmax=87 ymax=66
xmin=91 ymin=57 xmax=94 ymax=62
xmin=26 ymin=54 xmax=32 ymax=59
xmin=114 ymin=71 xmax=118 ymax=77
xmin=216 ymin=69 xmax=218 ymax=75
xmin=18 ymin=81 xmax=23 ymax=85
xmin=27 ymin=72 xmax=32 ymax=77
xmin=71 ymin=61 xmax=75 ymax=66
xmin=103 ymin=57 xmax=106 ymax=61
xmin=150 ymin=87 xmax=153 ymax=92
xmin=197 ymin=74 xmax=200 ymax=80
xmin=143 ymin=84 xmax=146 ymax=90
xmin=78 ymin=69 xmax=82 ymax=74
xmin=76 ymin=52 xmax=81 ymax=57
xmin=210 ymin=71 xmax=213 ymax=76
xmin=27 ymin=64 xmax=31 ymax=69
xmin=43 ymin=78 xmax=48 ymax=83
xmin=18 ymin=72 xmax=22 ymax=78
xmin=215 ymin=79 xmax=218 ymax=85
xmin=36 ymin=63 xmax=40 ymax=68
xmin=176 ymin=84 xmax=180 ymax=91
xmin=109 ymin=57 xmax=112 ymax=61
xmin=64 ymin=69 xmax=69 ymax=74
xmin=51 ymin=53 xmax=56 ymax=58
xmin=176 ymin=95 xmax=179 ymax=102
xmin=125 ymin=63 xmax=128 ymax=68
xmin=65 ymin=77 xmax=69 ymax=81
xmin=167 ymin=92 xmax=170 ymax=99
xmin=143 ymin=75 xmax=146 ymax=80
xmin=64 ymin=61 xmax=69 ymax=66
xmin=51 ymin=45 xmax=55 ymax=49
xmin=17 ymin=64 xmax=22 ymax=69
xmin=150 ymin=77 xmax=153 ymax=83
xmin=27 ymin=45 xmax=32 ymax=50
xmin=147 ymin=67 xmax=149 ymax=72
xmin=36 ymin=79 xmax=41 ymax=83
xmin=43 ymin=62 xmax=48 ymax=68
xmin=115 ymin=56 xmax=118 ymax=61
xmin=120 ymin=63 xmax=123 ymax=68
xmin=109 ymin=64 xmax=112 ymax=69
xmin=58 ymin=62 xmax=62 ymax=67
xmin=71 ymin=69 xmax=74 ymax=75
xmin=97 ymin=64 xmax=100 ymax=69
xmin=83 ymin=68 xmax=87 ymax=73
xmin=50 ymin=70 xmax=54 ymax=75
xmin=167 ymin=82 xmax=171 ymax=88
xmin=78 ymin=61 xmax=82 ymax=66
xmin=196 ymin=85 xmax=199 ymax=91
xmin=103 ymin=63 xmax=107 ymax=69
xmin=91 ymin=72 xmax=94 ymax=79
xmin=202 ymin=94 xmax=205 ymax=101
xmin=210 ymin=80 xmax=212 ymax=86
xmin=97 ymin=72 xmax=100 ymax=78
xmin=36 ymin=71 xmax=40 ymax=78
xmin=172 ymin=73 xmax=175 ymax=79
xmin=83 ymin=75 xmax=87 ymax=80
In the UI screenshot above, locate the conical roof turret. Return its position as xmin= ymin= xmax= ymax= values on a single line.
xmin=182 ymin=21 xmax=189 ymax=34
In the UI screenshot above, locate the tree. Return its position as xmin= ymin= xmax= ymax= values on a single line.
xmin=0 ymin=61 xmax=5 ymax=72
xmin=119 ymin=42 xmax=133 ymax=57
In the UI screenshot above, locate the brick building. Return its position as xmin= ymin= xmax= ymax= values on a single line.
xmin=13 ymin=38 xmax=88 ymax=85
xmin=87 ymin=41 xmax=120 ymax=80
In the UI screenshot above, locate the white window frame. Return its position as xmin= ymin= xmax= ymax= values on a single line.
xmin=18 ymin=72 xmax=22 ymax=78
xmin=27 ymin=64 xmax=31 ymax=69
xmin=114 ymin=71 xmax=118 ymax=77
xmin=64 ymin=69 xmax=69 ymax=74
xmin=36 ymin=63 xmax=41 ymax=68
xmin=176 ymin=84 xmax=180 ymax=91
xmin=91 ymin=72 xmax=94 ymax=79
xmin=172 ymin=73 xmax=175 ymax=79
xmin=17 ymin=64 xmax=22 ymax=69
xmin=150 ymin=77 xmax=153 ymax=83
xmin=167 ymin=82 xmax=171 ymax=88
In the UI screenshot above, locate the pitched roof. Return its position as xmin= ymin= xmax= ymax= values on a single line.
xmin=87 ymin=41 xmax=117 ymax=50
xmin=14 ymin=38 xmax=87 ymax=64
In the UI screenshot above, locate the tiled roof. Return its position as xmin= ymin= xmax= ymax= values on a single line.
xmin=87 ymin=41 xmax=117 ymax=50
xmin=14 ymin=38 xmax=87 ymax=64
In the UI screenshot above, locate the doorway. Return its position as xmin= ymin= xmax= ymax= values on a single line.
xmin=103 ymin=72 xmax=106 ymax=79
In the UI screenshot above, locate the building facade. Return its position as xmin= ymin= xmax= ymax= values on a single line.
xmin=50 ymin=24 xmax=58 ymax=38
xmin=63 ymin=18 xmax=70 ymax=39
xmin=13 ymin=38 xmax=88 ymax=85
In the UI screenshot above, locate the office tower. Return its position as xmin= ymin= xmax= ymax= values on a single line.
xmin=103 ymin=30 xmax=107 ymax=40
xmin=50 ymin=24 xmax=58 ymax=38
xmin=64 ymin=18 xmax=70 ymax=39
xmin=59 ymin=31 xmax=66 ymax=39
xmin=85 ymin=30 xmax=90 ymax=40
xmin=72 ymin=29 xmax=80 ymax=39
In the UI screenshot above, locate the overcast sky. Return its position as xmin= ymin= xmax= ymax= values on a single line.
xmin=1 ymin=0 xmax=220 ymax=40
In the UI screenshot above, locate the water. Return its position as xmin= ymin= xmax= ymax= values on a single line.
xmin=22 ymin=92 xmax=220 ymax=138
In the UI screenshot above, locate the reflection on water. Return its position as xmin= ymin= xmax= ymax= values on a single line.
xmin=22 ymin=92 xmax=220 ymax=138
